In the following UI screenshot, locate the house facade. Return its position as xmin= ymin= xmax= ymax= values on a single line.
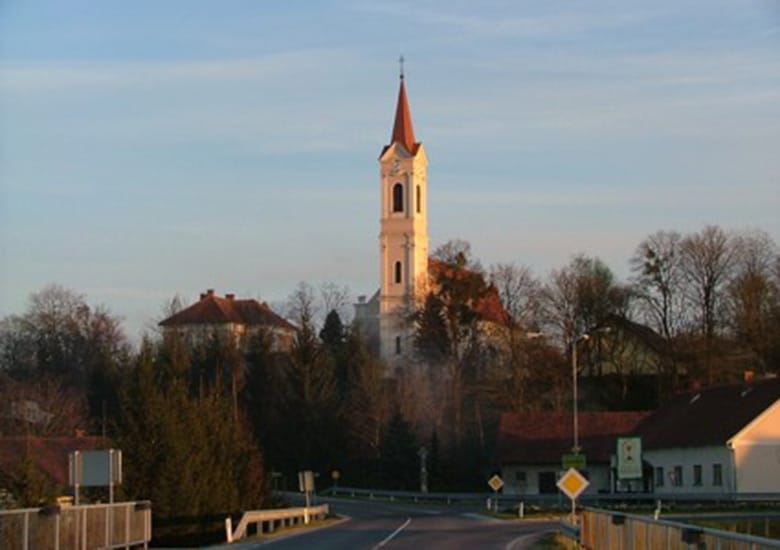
xmin=637 ymin=376 xmax=780 ymax=495
xmin=496 ymin=411 xmax=649 ymax=496
xmin=159 ymin=289 xmax=296 ymax=352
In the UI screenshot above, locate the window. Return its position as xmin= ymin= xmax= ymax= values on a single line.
xmin=416 ymin=185 xmax=421 ymax=213
xmin=693 ymin=465 xmax=702 ymax=486
xmin=392 ymin=183 xmax=404 ymax=212
xmin=538 ymin=472 xmax=557 ymax=494
xmin=671 ymin=465 xmax=683 ymax=487
xmin=515 ymin=471 xmax=527 ymax=483
xmin=395 ymin=336 xmax=402 ymax=355
xmin=655 ymin=467 xmax=664 ymax=487
xmin=394 ymin=261 xmax=402 ymax=284
xmin=712 ymin=464 xmax=723 ymax=486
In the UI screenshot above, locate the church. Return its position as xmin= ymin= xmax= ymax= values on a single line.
xmin=354 ymin=67 xmax=430 ymax=363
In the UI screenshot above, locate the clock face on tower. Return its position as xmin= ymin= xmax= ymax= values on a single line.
xmin=389 ymin=159 xmax=401 ymax=176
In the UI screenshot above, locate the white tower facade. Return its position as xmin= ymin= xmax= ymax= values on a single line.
xmin=377 ymin=74 xmax=429 ymax=361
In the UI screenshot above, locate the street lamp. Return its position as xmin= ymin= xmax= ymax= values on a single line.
xmin=571 ymin=327 xmax=611 ymax=455
xmin=571 ymin=333 xmax=591 ymax=455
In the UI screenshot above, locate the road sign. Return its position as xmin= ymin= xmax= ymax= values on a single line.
xmin=487 ymin=474 xmax=504 ymax=492
xmin=557 ymin=468 xmax=589 ymax=500
xmin=562 ymin=453 xmax=587 ymax=470
xmin=616 ymin=437 xmax=642 ymax=480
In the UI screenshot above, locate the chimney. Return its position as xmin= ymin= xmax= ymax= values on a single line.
xmin=226 ymin=293 xmax=235 ymax=300
xmin=358 ymin=295 xmax=366 ymax=304
xmin=207 ymin=289 xmax=215 ymax=296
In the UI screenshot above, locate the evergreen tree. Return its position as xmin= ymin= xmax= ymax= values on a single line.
xmin=378 ymin=413 xmax=419 ymax=490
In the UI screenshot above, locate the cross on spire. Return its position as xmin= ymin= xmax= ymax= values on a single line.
xmin=399 ymin=55 xmax=405 ymax=80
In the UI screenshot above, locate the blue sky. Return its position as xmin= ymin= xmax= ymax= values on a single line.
xmin=2 ymin=1 xmax=779 ymax=339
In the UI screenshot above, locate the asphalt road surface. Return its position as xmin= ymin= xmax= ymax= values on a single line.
xmin=219 ymin=497 xmax=556 ymax=550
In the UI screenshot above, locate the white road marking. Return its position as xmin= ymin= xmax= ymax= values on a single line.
xmin=372 ymin=517 xmax=412 ymax=549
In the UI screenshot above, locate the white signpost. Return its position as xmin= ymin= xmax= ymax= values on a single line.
xmin=616 ymin=437 xmax=643 ymax=480
xmin=68 ymin=449 xmax=122 ymax=505
xmin=487 ymin=474 xmax=504 ymax=513
xmin=298 ymin=470 xmax=315 ymax=523
xmin=557 ymin=468 xmax=589 ymax=523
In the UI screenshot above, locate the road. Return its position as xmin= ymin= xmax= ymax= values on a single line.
xmin=218 ymin=497 xmax=556 ymax=550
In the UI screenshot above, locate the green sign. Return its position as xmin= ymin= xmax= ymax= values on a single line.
xmin=616 ymin=437 xmax=642 ymax=480
xmin=562 ymin=454 xmax=587 ymax=469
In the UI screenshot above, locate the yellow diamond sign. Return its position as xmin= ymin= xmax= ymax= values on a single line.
xmin=487 ymin=474 xmax=504 ymax=492
xmin=557 ymin=467 xmax=589 ymax=500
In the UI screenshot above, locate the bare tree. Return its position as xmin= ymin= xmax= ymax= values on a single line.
xmin=677 ymin=226 xmax=739 ymax=383
xmin=541 ymin=255 xmax=631 ymax=346
xmin=727 ymin=230 xmax=779 ymax=372
xmin=0 ymin=374 xmax=89 ymax=436
xmin=319 ymin=282 xmax=352 ymax=325
xmin=489 ymin=263 xmax=542 ymax=330
xmin=630 ymin=230 xmax=686 ymax=340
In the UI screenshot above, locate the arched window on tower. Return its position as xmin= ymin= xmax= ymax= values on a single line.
xmin=395 ymin=336 xmax=402 ymax=355
xmin=416 ymin=185 xmax=421 ymax=214
xmin=394 ymin=261 xmax=402 ymax=284
xmin=392 ymin=183 xmax=404 ymax=213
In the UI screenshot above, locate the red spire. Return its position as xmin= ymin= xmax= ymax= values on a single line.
xmin=391 ymin=75 xmax=417 ymax=154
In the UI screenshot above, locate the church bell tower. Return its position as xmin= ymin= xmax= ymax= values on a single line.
xmin=377 ymin=64 xmax=429 ymax=361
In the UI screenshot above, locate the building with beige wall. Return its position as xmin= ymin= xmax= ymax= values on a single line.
xmin=159 ymin=289 xmax=296 ymax=352
xmin=355 ymin=71 xmax=429 ymax=363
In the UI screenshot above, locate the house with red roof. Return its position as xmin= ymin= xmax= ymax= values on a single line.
xmin=0 ymin=435 xmax=104 ymax=503
xmin=635 ymin=376 xmax=780 ymax=495
xmin=496 ymin=411 xmax=650 ymax=495
xmin=159 ymin=289 xmax=296 ymax=352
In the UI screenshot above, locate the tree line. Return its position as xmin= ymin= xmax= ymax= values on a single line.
xmin=0 ymin=224 xmax=778 ymax=539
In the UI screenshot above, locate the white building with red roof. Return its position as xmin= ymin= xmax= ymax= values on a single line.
xmin=159 ymin=289 xmax=296 ymax=352
xmin=496 ymin=410 xmax=650 ymax=495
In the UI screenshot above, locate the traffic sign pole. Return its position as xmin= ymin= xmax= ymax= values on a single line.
xmin=557 ymin=468 xmax=590 ymax=526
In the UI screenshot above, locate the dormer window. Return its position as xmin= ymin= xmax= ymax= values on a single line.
xmin=392 ymin=183 xmax=404 ymax=212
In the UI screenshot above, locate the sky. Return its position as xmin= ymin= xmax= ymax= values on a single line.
xmin=1 ymin=0 xmax=779 ymax=340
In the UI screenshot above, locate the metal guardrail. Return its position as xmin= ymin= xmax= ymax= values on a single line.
xmin=580 ymin=507 xmax=780 ymax=550
xmin=559 ymin=518 xmax=581 ymax=542
xmin=225 ymin=504 xmax=329 ymax=543
xmin=0 ymin=500 xmax=152 ymax=550
xmin=327 ymin=486 xmax=780 ymax=507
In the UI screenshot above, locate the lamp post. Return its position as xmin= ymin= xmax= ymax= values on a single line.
xmin=571 ymin=333 xmax=591 ymax=455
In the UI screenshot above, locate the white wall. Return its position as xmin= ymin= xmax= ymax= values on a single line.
xmin=644 ymin=446 xmax=733 ymax=495
xmin=501 ymin=464 xmax=611 ymax=496
xmin=730 ymin=401 xmax=780 ymax=493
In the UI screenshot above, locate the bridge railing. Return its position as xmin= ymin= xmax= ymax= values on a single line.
xmin=580 ymin=507 xmax=780 ymax=550
xmin=225 ymin=504 xmax=329 ymax=543
xmin=0 ymin=501 xmax=152 ymax=550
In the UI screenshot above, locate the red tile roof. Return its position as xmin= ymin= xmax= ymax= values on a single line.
xmin=634 ymin=377 xmax=780 ymax=449
xmin=0 ymin=436 xmax=104 ymax=486
xmin=391 ymin=76 xmax=417 ymax=154
xmin=496 ymin=411 xmax=650 ymax=465
xmin=381 ymin=76 xmax=421 ymax=157
xmin=427 ymin=258 xmax=511 ymax=324
xmin=158 ymin=290 xmax=295 ymax=331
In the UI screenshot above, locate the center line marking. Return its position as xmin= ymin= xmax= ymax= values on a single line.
xmin=373 ymin=517 xmax=412 ymax=549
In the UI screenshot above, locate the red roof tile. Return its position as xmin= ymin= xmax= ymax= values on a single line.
xmin=159 ymin=290 xmax=295 ymax=331
xmin=386 ymin=76 xmax=420 ymax=156
xmin=496 ymin=411 xmax=650 ymax=465
xmin=427 ymin=258 xmax=511 ymax=324
xmin=0 ymin=436 xmax=104 ymax=486
xmin=634 ymin=377 xmax=780 ymax=449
